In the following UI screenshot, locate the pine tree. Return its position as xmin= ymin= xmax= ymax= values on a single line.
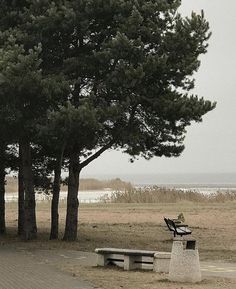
xmin=61 ymin=0 xmax=215 ymax=240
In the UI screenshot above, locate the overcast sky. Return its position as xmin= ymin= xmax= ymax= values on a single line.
xmin=82 ymin=0 xmax=236 ymax=177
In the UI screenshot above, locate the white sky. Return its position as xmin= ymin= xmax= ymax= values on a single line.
xmin=82 ymin=0 xmax=236 ymax=177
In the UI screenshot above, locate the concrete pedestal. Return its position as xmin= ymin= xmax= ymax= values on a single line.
xmin=153 ymin=252 xmax=171 ymax=273
xmin=168 ymin=239 xmax=201 ymax=283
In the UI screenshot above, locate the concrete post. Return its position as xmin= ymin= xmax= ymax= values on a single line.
xmin=168 ymin=238 xmax=201 ymax=283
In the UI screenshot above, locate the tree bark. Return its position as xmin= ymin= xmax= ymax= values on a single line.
xmin=21 ymin=140 xmax=37 ymax=240
xmin=0 ymin=163 xmax=6 ymax=235
xmin=50 ymin=151 xmax=63 ymax=240
xmin=18 ymin=144 xmax=25 ymax=236
xmin=63 ymin=153 xmax=80 ymax=241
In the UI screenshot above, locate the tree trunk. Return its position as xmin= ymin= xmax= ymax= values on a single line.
xmin=50 ymin=151 xmax=63 ymax=240
xmin=18 ymin=144 xmax=25 ymax=236
xmin=0 ymin=164 xmax=6 ymax=235
xmin=21 ymin=140 xmax=37 ymax=240
xmin=63 ymin=153 xmax=80 ymax=241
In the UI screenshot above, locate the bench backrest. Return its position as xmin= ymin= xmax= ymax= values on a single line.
xmin=164 ymin=217 xmax=176 ymax=232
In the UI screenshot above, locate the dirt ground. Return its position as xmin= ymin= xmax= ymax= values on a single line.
xmin=64 ymin=265 xmax=236 ymax=289
xmin=2 ymin=201 xmax=236 ymax=289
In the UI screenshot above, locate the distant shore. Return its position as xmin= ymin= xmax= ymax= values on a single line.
xmin=81 ymin=172 xmax=236 ymax=187
xmin=4 ymin=176 xmax=132 ymax=194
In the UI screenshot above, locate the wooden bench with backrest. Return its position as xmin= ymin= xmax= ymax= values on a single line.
xmin=95 ymin=248 xmax=157 ymax=270
xmin=164 ymin=217 xmax=192 ymax=237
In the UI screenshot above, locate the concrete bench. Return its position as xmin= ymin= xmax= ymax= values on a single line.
xmin=95 ymin=248 xmax=157 ymax=270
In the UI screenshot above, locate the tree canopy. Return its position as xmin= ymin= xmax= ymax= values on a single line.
xmin=0 ymin=0 xmax=216 ymax=240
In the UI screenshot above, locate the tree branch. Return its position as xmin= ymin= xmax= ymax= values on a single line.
xmin=80 ymin=104 xmax=138 ymax=169
xmin=79 ymin=140 xmax=114 ymax=169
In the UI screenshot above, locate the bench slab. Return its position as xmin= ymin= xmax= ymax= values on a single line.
xmin=95 ymin=248 xmax=156 ymax=256
xmin=95 ymin=248 xmax=157 ymax=270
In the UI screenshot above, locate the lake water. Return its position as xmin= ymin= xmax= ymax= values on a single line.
xmin=5 ymin=190 xmax=114 ymax=203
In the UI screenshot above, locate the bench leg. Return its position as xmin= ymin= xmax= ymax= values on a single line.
xmin=97 ymin=254 xmax=107 ymax=266
xmin=124 ymin=255 xmax=136 ymax=270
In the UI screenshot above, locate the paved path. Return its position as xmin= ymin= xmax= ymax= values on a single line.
xmin=0 ymin=247 xmax=96 ymax=289
xmin=0 ymin=246 xmax=236 ymax=289
xmin=201 ymin=261 xmax=236 ymax=279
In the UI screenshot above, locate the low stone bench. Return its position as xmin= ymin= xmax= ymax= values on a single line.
xmin=95 ymin=248 xmax=157 ymax=270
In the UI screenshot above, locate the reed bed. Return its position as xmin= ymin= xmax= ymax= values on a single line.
xmin=107 ymin=186 xmax=236 ymax=203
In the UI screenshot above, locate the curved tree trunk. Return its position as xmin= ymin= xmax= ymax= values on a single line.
xmin=18 ymin=144 xmax=24 ymax=236
xmin=50 ymin=151 xmax=63 ymax=240
xmin=0 ymin=165 xmax=6 ymax=235
xmin=21 ymin=140 xmax=37 ymax=240
xmin=63 ymin=153 xmax=80 ymax=241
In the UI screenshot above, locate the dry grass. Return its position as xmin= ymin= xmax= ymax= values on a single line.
xmin=108 ymin=187 xmax=236 ymax=203
xmin=3 ymin=201 xmax=236 ymax=262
